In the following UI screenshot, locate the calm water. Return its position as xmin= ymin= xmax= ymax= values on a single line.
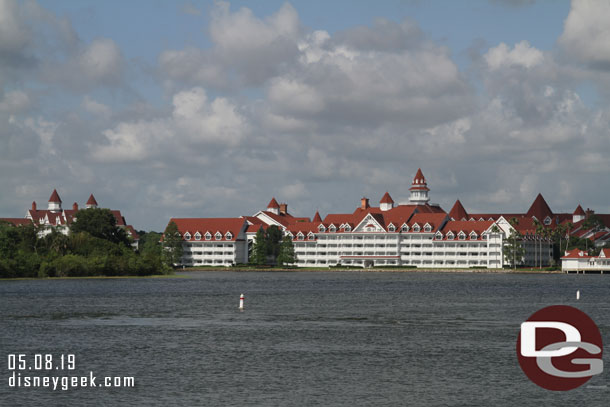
xmin=1 ymin=271 xmax=609 ymax=406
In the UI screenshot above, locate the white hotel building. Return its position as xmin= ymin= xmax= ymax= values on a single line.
xmin=167 ymin=169 xmax=560 ymax=268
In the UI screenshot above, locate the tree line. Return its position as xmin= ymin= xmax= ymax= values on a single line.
xmin=0 ymin=208 xmax=171 ymax=278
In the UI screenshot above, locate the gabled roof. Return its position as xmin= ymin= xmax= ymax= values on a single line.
xmin=267 ymin=198 xmax=280 ymax=209
xmin=526 ymin=193 xmax=553 ymax=220
xmin=48 ymin=189 xmax=62 ymax=203
xmin=440 ymin=220 xmax=494 ymax=239
xmin=449 ymin=199 xmax=468 ymax=221
xmin=0 ymin=218 xmax=33 ymax=226
xmin=86 ymin=194 xmax=98 ymax=206
xmin=380 ymin=192 xmax=394 ymax=204
xmin=313 ymin=211 xmax=322 ymax=222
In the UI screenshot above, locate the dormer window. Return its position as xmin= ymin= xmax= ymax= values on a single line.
xmin=388 ymin=224 xmax=395 ymax=232
xmin=458 ymin=231 xmax=466 ymax=240
xmin=318 ymin=224 xmax=326 ymax=232
xmin=329 ymin=224 xmax=336 ymax=232
xmin=544 ymin=217 xmax=552 ymax=225
xmin=308 ymin=232 xmax=315 ymax=240
xmin=345 ymin=225 xmax=351 ymax=232
xmin=215 ymin=232 xmax=222 ymax=240
xmin=225 ymin=232 xmax=232 ymax=240
xmin=205 ymin=232 xmax=211 ymax=240
xmin=194 ymin=232 xmax=201 ymax=241
xmin=413 ymin=224 xmax=420 ymax=232
xmin=401 ymin=224 xmax=409 ymax=232
xmin=423 ymin=223 xmax=432 ymax=232
xmin=435 ymin=232 xmax=443 ymax=240
xmin=297 ymin=232 xmax=304 ymax=240
xmin=447 ymin=232 xmax=454 ymax=240
xmin=184 ymin=232 xmax=191 ymax=240
xmin=469 ymin=231 xmax=478 ymax=240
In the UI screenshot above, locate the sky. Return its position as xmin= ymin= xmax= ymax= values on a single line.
xmin=1 ymin=0 xmax=610 ymax=231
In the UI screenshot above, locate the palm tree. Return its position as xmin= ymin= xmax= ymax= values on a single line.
xmin=509 ymin=217 xmax=520 ymax=270
xmin=490 ymin=224 xmax=501 ymax=268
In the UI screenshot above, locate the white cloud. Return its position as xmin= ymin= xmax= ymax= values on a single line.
xmin=82 ymin=95 xmax=111 ymax=117
xmin=0 ymin=90 xmax=32 ymax=113
xmin=77 ymin=38 xmax=123 ymax=84
xmin=559 ymin=0 xmax=610 ymax=69
xmin=485 ymin=40 xmax=544 ymax=70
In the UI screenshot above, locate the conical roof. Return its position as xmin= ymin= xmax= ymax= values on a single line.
xmin=267 ymin=197 xmax=280 ymax=209
xmin=313 ymin=211 xmax=322 ymax=222
xmin=86 ymin=194 xmax=98 ymax=206
xmin=526 ymin=193 xmax=553 ymax=220
xmin=573 ymin=205 xmax=585 ymax=216
xmin=449 ymin=199 xmax=468 ymax=221
xmin=380 ymin=192 xmax=394 ymax=204
xmin=48 ymin=189 xmax=62 ymax=203
xmin=409 ymin=168 xmax=429 ymax=191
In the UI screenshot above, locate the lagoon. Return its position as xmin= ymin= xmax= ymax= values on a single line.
xmin=1 ymin=271 xmax=609 ymax=406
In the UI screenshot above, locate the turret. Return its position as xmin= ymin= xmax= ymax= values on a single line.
xmin=408 ymin=169 xmax=430 ymax=205
xmin=380 ymin=192 xmax=394 ymax=211
xmin=86 ymin=194 xmax=98 ymax=209
xmin=267 ymin=198 xmax=280 ymax=215
xmin=48 ymin=189 xmax=62 ymax=212
xmin=573 ymin=205 xmax=585 ymax=223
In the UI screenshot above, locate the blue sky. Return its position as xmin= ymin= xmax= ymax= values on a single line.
xmin=2 ymin=0 xmax=610 ymax=231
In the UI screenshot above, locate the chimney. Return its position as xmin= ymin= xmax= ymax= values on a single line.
xmin=361 ymin=197 xmax=370 ymax=210
xmin=73 ymin=202 xmax=79 ymax=211
xmin=279 ymin=203 xmax=288 ymax=215
xmin=32 ymin=201 xmax=37 ymax=211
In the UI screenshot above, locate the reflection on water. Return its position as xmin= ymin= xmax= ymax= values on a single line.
xmin=1 ymin=272 xmax=609 ymax=406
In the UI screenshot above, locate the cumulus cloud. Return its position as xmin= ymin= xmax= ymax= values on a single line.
xmin=485 ymin=41 xmax=544 ymax=70
xmin=559 ymin=0 xmax=610 ymax=70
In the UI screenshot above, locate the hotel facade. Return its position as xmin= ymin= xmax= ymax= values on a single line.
xmin=165 ymin=169 xmax=610 ymax=268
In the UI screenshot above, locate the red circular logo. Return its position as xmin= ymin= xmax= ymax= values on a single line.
xmin=516 ymin=305 xmax=603 ymax=391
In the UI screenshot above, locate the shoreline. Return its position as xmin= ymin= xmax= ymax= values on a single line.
xmin=179 ymin=267 xmax=564 ymax=274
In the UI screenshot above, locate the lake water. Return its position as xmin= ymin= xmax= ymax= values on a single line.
xmin=1 ymin=271 xmax=609 ymax=406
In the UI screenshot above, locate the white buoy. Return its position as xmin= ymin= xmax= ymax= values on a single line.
xmin=576 ymin=290 xmax=580 ymax=300
xmin=239 ymin=293 xmax=244 ymax=310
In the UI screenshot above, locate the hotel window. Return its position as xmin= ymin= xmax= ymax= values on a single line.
xmin=435 ymin=232 xmax=443 ymax=240
xmin=215 ymin=232 xmax=222 ymax=240
xmin=297 ymin=233 xmax=304 ymax=240
xmin=194 ymin=232 xmax=201 ymax=241
xmin=424 ymin=224 xmax=431 ymax=232
xmin=470 ymin=232 xmax=477 ymax=240
xmin=329 ymin=225 xmax=336 ymax=232
xmin=388 ymin=224 xmax=395 ymax=232
xmin=345 ymin=225 xmax=351 ymax=232
xmin=458 ymin=232 xmax=466 ymax=240
xmin=184 ymin=232 xmax=191 ymax=240
xmin=225 ymin=232 xmax=232 ymax=240
xmin=544 ymin=217 xmax=552 ymax=225
xmin=318 ymin=225 xmax=326 ymax=232
xmin=413 ymin=224 xmax=420 ymax=232
xmin=205 ymin=232 xmax=211 ymax=240
xmin=447 ymin=233 xmax=454 ymax=240
xmin=401 ymin=224 xmax=409 ymax=232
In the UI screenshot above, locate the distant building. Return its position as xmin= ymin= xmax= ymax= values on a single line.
xmin=1 ymin=190 xmax=139 ymax=247
xmin=561 ymin=248 xmax=610 ymax=273
xmin=163 ymin=168 xmax=610 ymax=268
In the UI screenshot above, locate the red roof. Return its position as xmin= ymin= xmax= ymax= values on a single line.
xmin=125 ymin=225 xmax=139 ymax=240
xmin=313 ymin=211 xmax=322 ymax=222
xmin=440 ymin=220 xmax=493 ymax=240
xmin=380 ymin=192 xmax=394 ymax=204
xmin=561 ymin=248 xmax=590 ymax=259
xmin=86 ymin=194 xmax=98 ymax=206
xmin=167 ymin=218 xmax=246 ymax=241
xmin=526 ymin=193 xmax=553 ymax=221
xmin=48 ymin=189 xmax=62 ymax=203
xmin=267 ymin=198 xmax=280 ymax=209
xmin=0 ymin=218 xmax=33 ymax=226
xmin=448 ymin=200 xmax=468 ymax=221
xmin=573 ymin=205 xmax=585 ymax=216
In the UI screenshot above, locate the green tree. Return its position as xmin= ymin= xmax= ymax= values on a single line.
xmin=162 ymin=221 xmax=183 ymax=267
xmin=505 ymin=218 xmax=525 ymax=270
xmin=277 ymin=236 xmax=296 ymax=266
xmin=70 ymin=208 xmax=130 ymax=246
xmin=250 ymin=228 xmax=268 ymax=266
xmin=490 ymin=224 xmax=501 ymax=267
xmin=138 ymin=231 xmax=163 ymax=256
xmin=265 ymin=225 xmax=283 ymax=259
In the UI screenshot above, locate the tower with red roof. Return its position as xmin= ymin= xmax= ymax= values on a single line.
xmin=408 ymin=168 xmax=430 ymax=205
xmin=379 ymin=192 xmax=394 ymax=211
xmin=266 ymin=197 xmax=280 ymax=215
xmin=86 ymin=194 xmax=99 ymax=209
xmin=48 ymin=189 xmax=62 ymax=212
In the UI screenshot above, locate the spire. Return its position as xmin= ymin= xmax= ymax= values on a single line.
xmin=313 ymin=211 xmax=322 ymax=222
xmin=48 ymin=189 xmax=62 ymax=203
xmin=573 ymin=204 xmax=586 ymax=223
xmin=409 ymin=168 xmax=430 ymax=205
xmin=526 ymin=193 xmax=553 ymax=221
xmin=449 ymin=199 xmax=468 ymax=221
xmin=573 ymin=205 xmax=585 ymax=216
xmin=86 ymin=194 xmax=98 ymax=209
